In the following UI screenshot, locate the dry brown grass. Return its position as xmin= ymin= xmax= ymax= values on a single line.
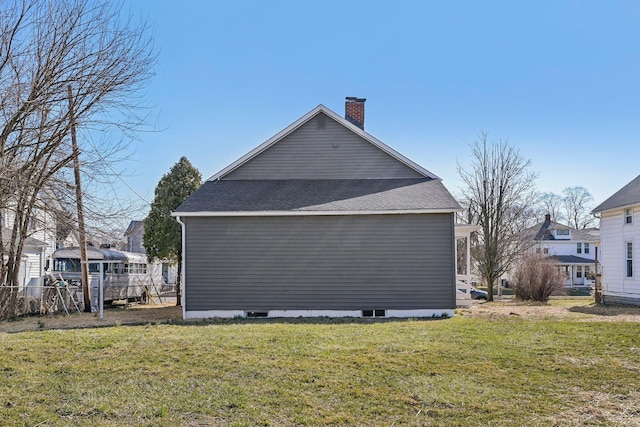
xmin=0 ymin=303 xmax=182 ymax=333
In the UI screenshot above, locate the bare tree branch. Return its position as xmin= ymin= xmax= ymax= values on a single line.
xmin=0 ymin=0 xmax=155 ymax=317
xmin=457 ymin=131 xmax=539 ymax=301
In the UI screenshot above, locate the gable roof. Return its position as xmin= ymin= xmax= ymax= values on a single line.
xmin=174 ymin=103 xmax=461 ymax=216
xmin=527 ymin=217 xmax=599 ymax=242
xmin=592 ymin=174 xmax=640 ymax=213
xmin=208 ymin=104 xmax=440 ymax=181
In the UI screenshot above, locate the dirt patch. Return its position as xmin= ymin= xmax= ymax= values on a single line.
xmin=2 ymin=298 xmax=640 ymax=333
xmin=458 ymin=298 xmax=640 ymax=322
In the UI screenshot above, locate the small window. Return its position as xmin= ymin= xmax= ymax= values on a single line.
xmin=362 ymin=309 xmax=386 ymax=318
xmin=625 ymin=208 xmax=633 ymax=224
xmin=626 ymin=242 xmax=633 ymax=278
xmin=576 ymin=266 xmax=583 ymax=278
xmin=577 ymin=243 xmax=582 ymax=254
xmin=584 ymin=243 xmax=590 ymax=254
xmin=536 ymin=248 xmax=541 ymax=254
xmin=543 ymin=248 xmax=549 ymax=254
xmin=557 ymin=229 xmax=570 ymax=236
xmin=246 ymin=311 xmax=268 ymax=318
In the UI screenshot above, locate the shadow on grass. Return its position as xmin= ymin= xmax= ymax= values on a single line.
xmin=568 ymin=303 xmax=640 ymax=317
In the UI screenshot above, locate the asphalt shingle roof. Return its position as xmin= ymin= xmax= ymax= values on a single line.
xmin=525 ymin=216 xmax=599 ymax=242
xmin=593 ymin=174 xmax=640 ymax=213
xmin=175 ymin=178 xmax=461 ymax=213
xmin=550 ymin=255 xmax=595 ymax=264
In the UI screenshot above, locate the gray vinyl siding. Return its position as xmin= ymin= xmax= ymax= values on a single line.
xmin=224 ymin=112 xmax=424 ymax=180
xmin=183 ymin=213 xmax=456 ymax=311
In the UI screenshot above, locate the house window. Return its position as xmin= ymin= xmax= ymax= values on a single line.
xmin=577 ymin=243 xmax=582 ymax=254
xmin=28 ymin=208 xmax=38 ymax=230
xmin=576 ymin=266 xmax=583 ymax=278
xmin=626 ymin=242 xmax=633 ymax=278
xmin=557 ymin=229 xmax=570 ymax=236
xmin=536 ymin=248 xmax=541 ymax=254
xmin=625 ymin=208 xmax=633 ymax=224
xmin=543 ymin=248 xmax=549 ymax=254
xmin=585 ymin=243 xmax=590 ymax=254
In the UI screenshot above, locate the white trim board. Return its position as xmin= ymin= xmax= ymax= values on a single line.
xmin=172 ymin=209 xmax=459 ymax=218
xmin=183 ymin=309 xmax=455 ymax=319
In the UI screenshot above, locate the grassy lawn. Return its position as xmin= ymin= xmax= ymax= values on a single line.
xmin=1 ymin=305 xmax=639 ymax=426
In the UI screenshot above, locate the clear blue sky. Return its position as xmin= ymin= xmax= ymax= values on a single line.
xmin=117 ymin=0 xmax=640 ymax=219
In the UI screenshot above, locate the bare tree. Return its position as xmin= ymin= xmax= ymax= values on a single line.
xmin=458 ymin=132 xmax=538 ymax=301
xmin=536 ymin=192 xmax=565 ymax=223
xmin=562 ymin=186 xmax=595 ymax=229
xmin=0 ymin=0 xmax=154 ymax=317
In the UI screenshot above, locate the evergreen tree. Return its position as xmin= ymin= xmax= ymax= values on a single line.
xmin=144 ymin=157 xmax=201 ymax=305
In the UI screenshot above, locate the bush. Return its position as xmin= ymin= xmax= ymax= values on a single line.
xmin=512 ymin=254 xmax=565 ymax=302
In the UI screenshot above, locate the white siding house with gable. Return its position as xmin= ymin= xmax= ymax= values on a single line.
xmin=593 ymin=175 xmax=640 ymax=306
xmin=525 ymin=214 xmax=599 ymax=287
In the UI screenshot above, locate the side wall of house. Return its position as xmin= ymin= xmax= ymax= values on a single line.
xmin=183 ymin=213 xmax=456 ymax=314
xmin=224 ymin=112 xmax=424 ymax=180
xmin=600 ymin=207 xmax=640 ymax=304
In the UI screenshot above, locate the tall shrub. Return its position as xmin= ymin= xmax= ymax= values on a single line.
xmin=512 ymin=254 xmax=565 ymax=302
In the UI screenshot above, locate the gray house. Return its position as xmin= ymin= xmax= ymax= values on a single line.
xmin=173 ymin=98 xmax=462 ymax=319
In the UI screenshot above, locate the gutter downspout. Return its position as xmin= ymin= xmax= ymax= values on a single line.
xmin=175 ymin=215 xmax=186 ymax=319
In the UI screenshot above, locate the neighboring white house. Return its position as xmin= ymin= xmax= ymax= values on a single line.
xmin=1 ymin=193 xmax=58 ymax=297
xmin=124 ymin=220 xmax=145 ymax=253
xmin=592 ymin=174 xmax=640 ymax=306
xmin=525 ymin=214 xmax=600 ymax=288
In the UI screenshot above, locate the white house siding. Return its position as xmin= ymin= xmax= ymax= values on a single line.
xmin=600 ymin=208 xmax=640 ymax=303
xmin=2 ymin=203 xmax=57 ymax=294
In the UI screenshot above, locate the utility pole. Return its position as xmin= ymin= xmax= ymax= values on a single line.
xmin=68 ymin=85 xmax=91 ymax=312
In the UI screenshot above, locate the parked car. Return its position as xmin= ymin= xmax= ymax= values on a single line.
xmin=470 ymin=287 xmax=488 ymax=300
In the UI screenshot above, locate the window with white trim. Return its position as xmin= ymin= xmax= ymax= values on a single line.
xmin=626 ymin=242 xmax=633 ymax=278
xmin=584 ymin=243 xmax=590 ymax=254
xmin=576 ymin=266 xmax=583 ymax=278
xmin=577 ymin=243 xmax=582 ymax=254
xmin=625 ymin=208 xmax=633 ymax=224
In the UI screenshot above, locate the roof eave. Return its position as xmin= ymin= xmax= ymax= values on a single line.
xmin=172 ymin=208 xmax=461 ymax=217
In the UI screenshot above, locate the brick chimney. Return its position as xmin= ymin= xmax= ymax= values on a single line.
xmin=345 ymin=97 xmax=366 ymax=129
